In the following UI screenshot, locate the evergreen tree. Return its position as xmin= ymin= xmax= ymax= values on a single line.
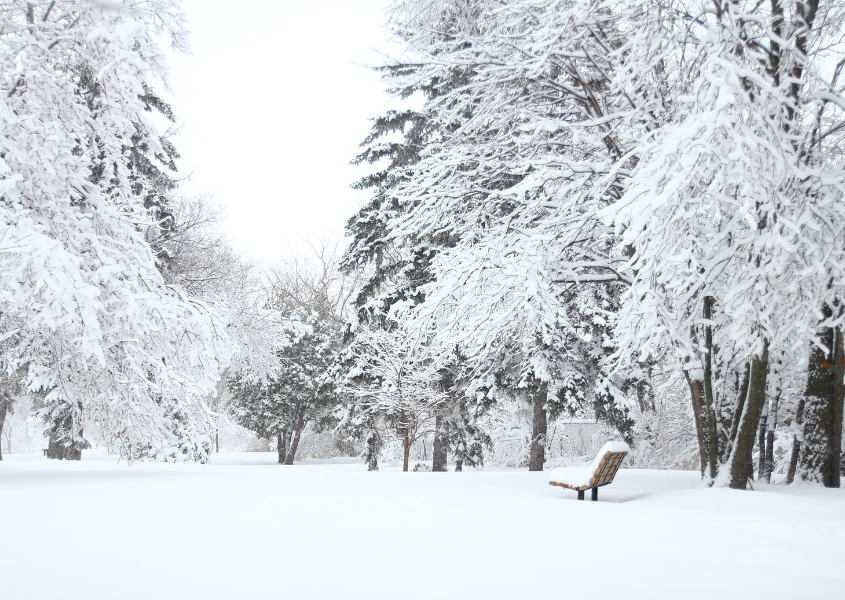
xmin=230 ymin=311 xmax=337 ymax=464
xmin=340 ymin=40 xmax=485 ymax=470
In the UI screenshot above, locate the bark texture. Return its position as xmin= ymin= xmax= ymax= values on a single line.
xmin=762 ymin=381 xmax=781 ymax=483
xmin=683 ymin=372 xmax=708 ymax=476
xmin=432 ymin=414 xmax=448 ymax=472
xmin=757 ymin=403 xmax=769 ymax=480
xmin=401 ymin=409 xmax=411 ymax=472
xmin=286 ymin=428 xmax=302 ymax=466
xmin=284 ymin=409 xmax=306 ymax=466
xmin=786 ymin=399 xmax=804 ymax=484
xmin=528 ymin=389 xmax=547 ymax=471
xmin=728 ymin=342 xmax=769 ymax=489
xmin=702 ymin=296 xmax=719 ymax=478
xmin=724 ymin=364 xmax=750 ymax=463
xmin=798 ymin=324 xmax=844 ymax=487
xmin=276 ymin=431 xmax=287 ymax=465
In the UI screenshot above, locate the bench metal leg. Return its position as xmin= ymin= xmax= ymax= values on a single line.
xmin=577 ymin=490 xmax=584 ymax=500
xmin=591 ymin=487 xmax=598 ymax=501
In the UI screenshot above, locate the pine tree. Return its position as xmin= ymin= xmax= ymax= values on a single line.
xmin=230 ymin=311 xmax=337 ymax=464
xmin=343 ymin=0 xmax=647 ymax=470
xmin=340 ymin=43 xmax=484 ymax=471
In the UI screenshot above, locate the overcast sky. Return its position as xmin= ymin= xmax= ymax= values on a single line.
xmin=163 ymin=0 xmax=398 ymax=260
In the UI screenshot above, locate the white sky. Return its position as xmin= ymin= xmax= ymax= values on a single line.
xmin=163 ymin=0 xmax=398 ymax=260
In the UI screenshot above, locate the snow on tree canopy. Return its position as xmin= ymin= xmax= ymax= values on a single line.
xmin=0 ymin=1 xmax=230 ymax=461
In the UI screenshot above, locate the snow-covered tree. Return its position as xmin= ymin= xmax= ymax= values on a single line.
xmin=230 ymin=311 xmax=337 ymax=464
xmin=342 ymin=0 xmax=664 ymax=470
xmin=0 ymin=0 xmax=230 ymax=461
xmin=146 ymin=193 xmax=290 ymax=453
xmin=336 ymin=326 xmax=448 ymax=471
xmin=604 ymin=0 xmax=845 ymax=487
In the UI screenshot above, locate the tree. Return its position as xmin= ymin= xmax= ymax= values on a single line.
xmin=347 ymin=0 xmax=652 ymax=470
xmin=230 ymin=311 xmax=337 ymax=464
xmin=226 ymin=238 xmax=353 ymax=462
xmin=606 ymin=0 xmax=845 ymax=488
xmin=336 ymin=327 xmax=448 ymax=472
xmin=0 ymin=1 xmax=230 ymax=462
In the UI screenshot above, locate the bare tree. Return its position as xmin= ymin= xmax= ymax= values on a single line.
xmin=262 ymin=234 xmax=364 ymax=325
xmin=338 ymin=327 xmax=448 ymax=471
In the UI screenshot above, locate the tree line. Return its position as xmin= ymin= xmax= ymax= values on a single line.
xmin=1 ymin=0 xmax=844 ymax=489
xmin=333 ymin=0 xmax=845 ymax=487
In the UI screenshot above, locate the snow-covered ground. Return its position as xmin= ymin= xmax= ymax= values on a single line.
xmin=1 ymin=452 xmax=842 ymax=599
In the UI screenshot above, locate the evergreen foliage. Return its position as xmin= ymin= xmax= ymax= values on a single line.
xmin=230 ymin=311 xmax=338 ymax=464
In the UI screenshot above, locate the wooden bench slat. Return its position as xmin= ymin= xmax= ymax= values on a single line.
xmin=547 ymin=443 xmax=629 ymax=501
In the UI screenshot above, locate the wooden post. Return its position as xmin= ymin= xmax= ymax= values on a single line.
xmin=591 ymin=487 xmax=598 ymax=501
xmin=577 ymin=490 xmax=584 ymax=500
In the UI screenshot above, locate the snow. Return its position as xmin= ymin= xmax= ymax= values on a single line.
xmin=2 ymin=452 xmax=843 ymax=599
xmin=545 ymin=464 xmax=596 ymax=487
xmin=547 ymin=441 xmax=630 ymax=487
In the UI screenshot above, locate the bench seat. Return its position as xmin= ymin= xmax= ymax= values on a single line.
xmin=547 ymin=441 xmax=629 ymax=500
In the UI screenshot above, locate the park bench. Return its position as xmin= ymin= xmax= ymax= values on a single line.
xmin=547 ymin=441 xmax=630 ymax=501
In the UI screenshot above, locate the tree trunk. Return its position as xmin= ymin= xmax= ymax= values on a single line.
xmin=285 ymin=429 xmax=301 ymax=466
xmin=432 ymin=414 xmax=448 ymax=472
xmin=276 ymin=431 xmax=287 ymax=464
xmin=282 ymin=427 xmax=294 ymax=465
xmin=702 ymin=296 xmax=719 ymax=478
xmin=786 ymin=399 xmax=804 ymax=484
xmin=400 ymin=408 xmax=411 ymax=472
xmin=0 ymin=399 xmax=7 ymax=461
xmin=764 ymin=430 xmax=775 ymax=483
xmin=403 ymin=438 xmax=411 ymax=472
xmin=798 ymin=322 xmax=844 ymax=487
xmin=761 ymin=422 xmax=772 ymax=482
xmin=757 ymin=402 xmax=769 ymax=480
xmin=528 ymin=389 xmax=548 ymax=471
xmin=763 ymin=377 xmax=781 ymax=483
xmin=284 ymin=414 xmax=306 ymax=466
xmin=830 ymin=326 xmax=844 ymax=487
xmin=721 ymin=363 xmax=750 ymax=464
xmin=634 ymin=384 xmax=647 ymax=413
xmin=215 ymin=432 xmax=219 ymax=453
xmin=683 ymin=372 xmax=708 ymax=476
xmin=728 ymin=342 xmax=769 ymax=489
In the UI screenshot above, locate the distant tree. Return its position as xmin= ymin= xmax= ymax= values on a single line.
xmin=336 ymin=327 xmax=448 ymax=471
xmin=230 ymin=311 xmax=337 ymax=464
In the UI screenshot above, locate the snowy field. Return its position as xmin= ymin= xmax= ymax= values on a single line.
xmin=2 ymin=453 xmax=843 ymax=600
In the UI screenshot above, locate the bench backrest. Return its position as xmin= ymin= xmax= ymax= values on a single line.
xmin=589 ymin=450 xmax=628 ymax=488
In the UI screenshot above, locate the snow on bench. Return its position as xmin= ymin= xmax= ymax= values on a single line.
xmin=547 ymin=441 xmax=630 ymax=501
